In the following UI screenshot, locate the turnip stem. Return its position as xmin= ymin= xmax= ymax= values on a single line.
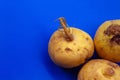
xmin=58 ymin=17 xmax=73 ymax=41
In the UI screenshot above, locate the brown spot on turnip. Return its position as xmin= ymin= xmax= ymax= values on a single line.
xmin=65 ymin=47 xmax=73 ymax=53
xmin=104 ymin=24 xmax=120 ymax=36
xmin=84 ymin=48 xmax=89 ymax=53
xmin=94 ymin=78 xmax=97 ymax=80
xmin=73 ymin=43 xmax=76 ymax=45
xmin=110 ymin=35 xmax=120 ymax=45
xmin=86 ymin=37 xmax=89 ymax=41
xmin=58 ymin=34 xmax=63 ymax=39
xmin=100 ymin=47 xmax=103 ymax=50
xmin=104 ymin=24 xmax=120 ymax=45
xmin=77 ymin=49 xmax=80 ymax=51
xmin=56 ymin=48 xmax=61 ymax=52
xmin=103 ymin=67 xmax=115 ymax=76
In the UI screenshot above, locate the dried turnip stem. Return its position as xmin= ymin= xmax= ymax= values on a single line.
xmin=58 ymin=17 xmax=73 ymax=41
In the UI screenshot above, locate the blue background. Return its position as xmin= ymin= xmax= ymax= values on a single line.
xmin=0 ymin=0 xmax=120 ymax=80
